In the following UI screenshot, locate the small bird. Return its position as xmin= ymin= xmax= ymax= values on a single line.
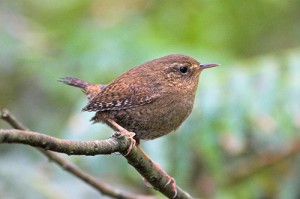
xmin=59 ymin=54 xmax=218 ymax=196
xmin=60 ymin=54 xmax=218 ymax=141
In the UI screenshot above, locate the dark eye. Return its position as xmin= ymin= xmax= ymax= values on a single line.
xmin=179 ymin=66 xmax=188 ymax=73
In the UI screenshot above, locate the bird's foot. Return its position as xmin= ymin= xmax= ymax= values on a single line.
xmin=121 ymin=130 xmax=136 ymax=156
xmin=142 ymin=163 xmax=177 ymax=198
xmin=136 ymin=145 xmax=177 ymax=198
xmin=165 ymin=175 xmax=177 ymax=199
xmin=159 ymin=169 xmax=177 ymax=198
xmin=108 ymin=119 xmax=136 ymax=156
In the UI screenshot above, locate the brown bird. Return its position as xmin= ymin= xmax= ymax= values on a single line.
xmin=59 ymin=54 xmax=218 ymax=196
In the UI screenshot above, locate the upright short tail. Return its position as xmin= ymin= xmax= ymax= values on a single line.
xmin=59 ymin=77 xmax=105 ymax=101
xmin=58 ymin=77 xmax=90 ymax=89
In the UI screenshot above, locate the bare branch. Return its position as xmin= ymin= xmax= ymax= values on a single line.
xmin=0 ymin=109 xmax=193 ymax=199
xmin=0 ymin=109 xmax=155 ymax=199
xmin=0 ymin=129 xmax=129 ymax=155
xmin=40 ymin=149 xmax=154 ymax=199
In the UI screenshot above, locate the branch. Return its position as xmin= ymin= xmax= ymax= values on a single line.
xmin=0 ymin=109 xmax=193 ymax=199
xmin=0 ymin=109 xmax=154 ymax=199
xmin=0 ymin=129 xmax=129 ymax=155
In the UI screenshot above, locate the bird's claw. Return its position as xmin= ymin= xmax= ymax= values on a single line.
xmin=164 ymin=175 xmax=177 ymax=198
xmin=122 ymin=131 xmax=136 ymax=156
xmin=112 ymin=130 xmax=136 ymax=156
xmin=143 ymin=171 xmax=177 ymax=198
xmin=107 ymin=119 xmax=136 ymax=156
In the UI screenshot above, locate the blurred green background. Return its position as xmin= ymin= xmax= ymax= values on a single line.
xmin=0 ymin=0 xmax=300 ymax=199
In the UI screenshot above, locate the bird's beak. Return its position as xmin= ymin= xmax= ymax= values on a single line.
xmin=199 ymin=63 xmax=219 ymax=70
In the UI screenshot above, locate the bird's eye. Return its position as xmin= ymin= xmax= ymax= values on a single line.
xmin=179 ymin=66 xmax=188 ymax=73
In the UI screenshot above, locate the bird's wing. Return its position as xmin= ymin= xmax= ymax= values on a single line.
xmin=82 ymin=82 xmax=160 ymax=112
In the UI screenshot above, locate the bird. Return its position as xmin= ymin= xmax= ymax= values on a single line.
xmin=59 ymin=54 xmax=218 ymax=196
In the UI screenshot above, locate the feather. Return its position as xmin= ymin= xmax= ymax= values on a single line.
xmin=82 ymin=82 xmax=160 ymax=112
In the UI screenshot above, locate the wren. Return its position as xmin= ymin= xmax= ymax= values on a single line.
xmin=60 ymin=54 xmax=218 ymax=142
xmin=60 ymin=54 xmax=218 ymax=197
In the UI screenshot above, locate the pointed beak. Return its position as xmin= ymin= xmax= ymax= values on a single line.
xmin=199 ymin=63 xmax=219 ymax=70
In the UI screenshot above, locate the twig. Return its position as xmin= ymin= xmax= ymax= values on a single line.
xmin=0 ymin=109 xmax=154 ymax=199
xmin=0 ymin=109 xmax=193 ymax=199
xmin=0 ymin=129 xmax=128 ymax=155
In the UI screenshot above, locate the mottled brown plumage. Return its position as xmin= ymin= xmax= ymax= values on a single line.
xmin=60 ymin=54 xmax=218 ymax=141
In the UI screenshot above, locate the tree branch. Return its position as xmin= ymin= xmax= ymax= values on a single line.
xmin=0 ymin=129 xmax=129 ymax=155
xmin=0 ymin=109 xmax=193 ymax=199
xmin=1 ymin=109 xmax=152 ymax=199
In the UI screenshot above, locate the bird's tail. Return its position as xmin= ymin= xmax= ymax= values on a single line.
xmin=59 ymin=77 xmax=90 ymax=89
xmin=59 ymin=77 xmax=104 ymax=101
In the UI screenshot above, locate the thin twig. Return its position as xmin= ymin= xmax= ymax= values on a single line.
xmin=0 ymin=109 xmax=193 ymax=199
xmin=0 ymin=109 xmax=154 ymax=199
xmin=0 ymin=129 xmax=128 ymax=155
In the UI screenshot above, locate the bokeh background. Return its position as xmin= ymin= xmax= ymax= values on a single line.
xmin=1 ymin=1 xmax=300 ymax=199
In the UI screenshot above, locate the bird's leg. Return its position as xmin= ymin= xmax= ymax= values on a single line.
xmin=137 ymin=145 xmax=177 ymax=198
xmin=106 ymin=118 xmax=136 ymax=156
